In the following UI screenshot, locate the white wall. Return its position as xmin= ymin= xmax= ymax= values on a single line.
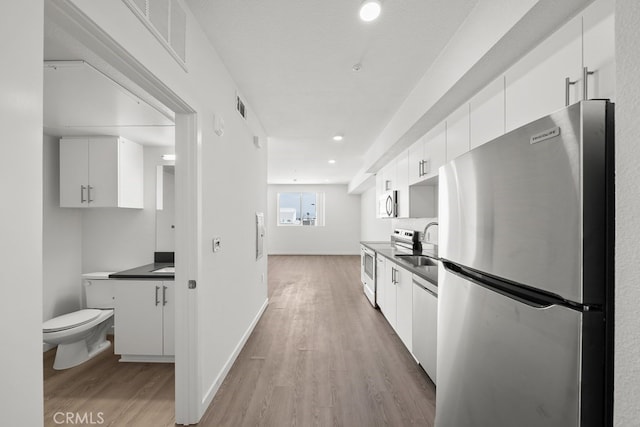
xmin=0 ymin=1 xmax=44 ymax=425
xmin=360 ymin=186 xmax=392 ymax=241
xmin=268 ymin=185 xmax=360 ymax=255
xmin=614 ymin=1 xmax=640 ymax=424
xmin=81 ymin=146 xmax=173 ymax=272
xmin=43 ymin=134 xmax=83 ymax=325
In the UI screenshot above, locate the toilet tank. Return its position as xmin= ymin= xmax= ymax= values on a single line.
xmin=82 ymin=272 xmax=116 ymax=309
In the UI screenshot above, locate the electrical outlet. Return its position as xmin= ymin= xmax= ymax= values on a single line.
xmin=261 ymin=273 xmax=265 ymax=284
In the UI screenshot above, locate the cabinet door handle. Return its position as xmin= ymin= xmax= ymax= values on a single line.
xmin=583 ymin=66 xmax=595 ymax=100
xmin=565 ymin=77 xmax=577 ymax=106
xmin=155 ymin=286 xmax=160 ymax=306
xmin=163 ymin=286 xmax=168 ymax=306
xmin=418 ymin=160 xmax=423 ymax=177
xmin=80 ymin=185 xmax=87 ymax=203
xmin=87 ymin=185 xmax=94 ymax=203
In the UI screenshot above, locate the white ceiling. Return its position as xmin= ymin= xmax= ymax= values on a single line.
xmin=43 ymin=19 xmax=175 ymax=147
xmin=186 ymin=0 xmax=478 ymax=184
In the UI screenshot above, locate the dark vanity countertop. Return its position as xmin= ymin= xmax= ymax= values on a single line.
xmin=109 ymin=263 xmax=175 ymax=279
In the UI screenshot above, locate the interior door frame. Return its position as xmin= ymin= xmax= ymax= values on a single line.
xmin=46 ymin=1 xmax=200 ymax=424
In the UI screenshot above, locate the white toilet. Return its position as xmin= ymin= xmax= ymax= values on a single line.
xmin=43 ymin=272 xmax=115 ymax=370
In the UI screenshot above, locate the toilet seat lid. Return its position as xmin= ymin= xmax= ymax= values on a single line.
xmin=43 ymin=309 xmax=103 ymax=332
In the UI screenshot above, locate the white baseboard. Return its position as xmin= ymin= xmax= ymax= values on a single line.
xmin=199 ymin=298 xmax=269 ymax=413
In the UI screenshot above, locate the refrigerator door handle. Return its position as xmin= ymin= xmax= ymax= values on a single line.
xmin=442 ymin=260 xmax=582 ymax=311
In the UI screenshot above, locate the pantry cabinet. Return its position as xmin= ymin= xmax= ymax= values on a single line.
xmin=59 ymin=136 xmax=143 ymax=208
xmin=114 ymin=280 xmax=174 ymax=362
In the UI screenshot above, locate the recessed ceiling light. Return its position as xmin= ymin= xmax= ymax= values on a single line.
xmin=328 ymin=159 xmax=336 ymax=164
xmin=333 ymin=135 xmax=344 ymax=141
xmin=359 ymin=0 xmax=381 ymax=22
xmin=162 ymin=154 xmax=176 ymax=161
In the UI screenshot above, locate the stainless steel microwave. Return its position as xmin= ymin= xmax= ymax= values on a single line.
xmin=379 ymin=190 xmax=397 ymax=218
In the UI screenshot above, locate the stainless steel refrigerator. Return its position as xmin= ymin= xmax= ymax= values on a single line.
xmin=436 ymin=100 xmax=614 ymax=427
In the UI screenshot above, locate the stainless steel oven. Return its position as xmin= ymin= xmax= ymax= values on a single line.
xmin=361 ymin=245 xmax=376 ymax=307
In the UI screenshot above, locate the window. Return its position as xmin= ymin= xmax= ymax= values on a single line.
xmin=277 ymin=192 xmax=324 ymax=226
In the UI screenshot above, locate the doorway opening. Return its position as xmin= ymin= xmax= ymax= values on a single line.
xmin=42 ymin=1 xmax=198 ymax=424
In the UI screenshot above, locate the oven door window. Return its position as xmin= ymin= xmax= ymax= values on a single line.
xmin=364 ymin=253 xmax=374 ymax=279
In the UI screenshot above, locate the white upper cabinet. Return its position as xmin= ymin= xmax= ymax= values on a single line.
xmin=408 ymin=123 xmax=446 ymax=185
xmin=408 ymin=137 xmax=425 ymax=185
xmin=395 ymin=151 xmax=410 ymax=218
xmin=505 ymin=13 xmax=582 ymax=132
xmin=446 ymin=103 xmax=470 ymax=162
xmin=60 ymin=136 xmax=143 ymax=208
xmin=470 ymin=76 xmax=505 ymax=150
xmin=582 ymin=0 xmax=615 ymax=102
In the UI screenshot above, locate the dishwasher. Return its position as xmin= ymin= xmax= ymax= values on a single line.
xmin=412 ymin=274 xmax=438 ymax=384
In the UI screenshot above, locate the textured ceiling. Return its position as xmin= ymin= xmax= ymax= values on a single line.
xmin=186 ymin=0 xmax=478 ymax=184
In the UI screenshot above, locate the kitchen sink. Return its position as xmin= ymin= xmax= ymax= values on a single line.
xmin=395 ymin=254 xmax=437 ymax=267
xmin=152 ymin=266 xmax=175 ymax=274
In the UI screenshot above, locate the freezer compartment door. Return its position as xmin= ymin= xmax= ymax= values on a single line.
xmin=436 ymin=269 xmax=584 ymax=427
xmin=439 ymin=101 xmax=610 ymax=304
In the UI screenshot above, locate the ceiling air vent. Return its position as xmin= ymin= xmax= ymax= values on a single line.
xmin=236 ymin=94 xmax=247 ymax=120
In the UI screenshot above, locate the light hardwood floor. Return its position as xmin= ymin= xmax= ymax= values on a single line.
xmin=43 ymin=255 xmax=436 ymax=426
xmin=43 ymin=337 xmax=175 ymax=427
xmin=201 ymin=255 xmax=436 ymax=426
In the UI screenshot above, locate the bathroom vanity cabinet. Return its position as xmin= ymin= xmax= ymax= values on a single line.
xmin=113 ymin=280 xmax=174 ymax=362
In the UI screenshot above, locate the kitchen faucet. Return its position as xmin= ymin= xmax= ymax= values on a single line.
xmin=422 ymin=221 xmax=439 ymax=255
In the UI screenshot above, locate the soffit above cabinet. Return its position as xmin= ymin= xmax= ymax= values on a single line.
xmin=43 ymin=60 xmax=175 ymax=146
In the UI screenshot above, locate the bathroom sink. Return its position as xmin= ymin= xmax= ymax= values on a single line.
xmin=152 ymin=266 xmax=175 ymax=274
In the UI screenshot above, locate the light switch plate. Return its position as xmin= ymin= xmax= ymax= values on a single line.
xmin=213 ymin=237 xmax=221 ymax=252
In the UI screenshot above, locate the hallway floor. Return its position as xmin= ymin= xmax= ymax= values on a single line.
xmin=201 ymin=255 xmax=436 ymax=426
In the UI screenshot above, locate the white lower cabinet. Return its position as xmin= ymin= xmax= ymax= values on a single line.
xmin=383 ymin=261 xmax=397 ymax=330
xmin=114 ymin=280 xmax=174 ymax=362
xmin=395 ymin=266 xmax=413 ymax=352
xmin=380 ymin=259 xmax=413 ymax=353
